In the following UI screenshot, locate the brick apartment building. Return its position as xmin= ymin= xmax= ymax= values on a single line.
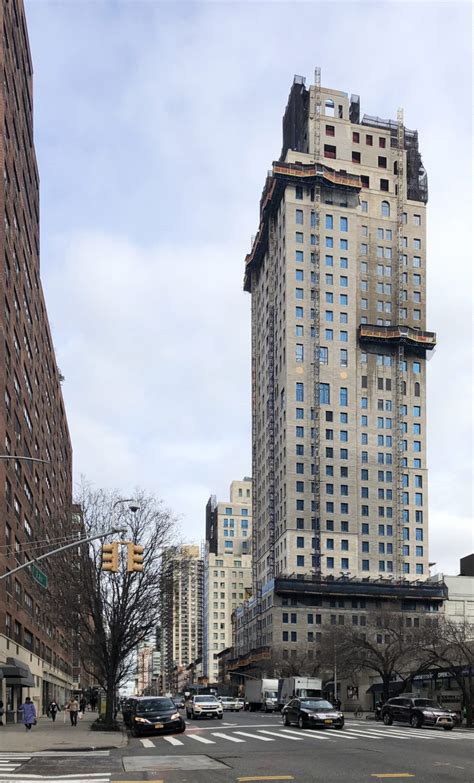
xmin=0 ymin=0 xmax=74 ymax=720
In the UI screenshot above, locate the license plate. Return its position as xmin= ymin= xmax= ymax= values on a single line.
xmin=324 ymin=719 xmax=333 ymax=724
xmin=439 ymin=719 xmax=448 ymax=724
xmin=154 ymin=723 xmax=163 ymax=728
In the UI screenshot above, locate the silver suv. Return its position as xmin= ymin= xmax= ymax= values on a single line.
xmin=186 ymin=695 xmax=223 ymax=720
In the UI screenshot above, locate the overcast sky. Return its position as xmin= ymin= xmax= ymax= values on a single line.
xmin=24 ymin=0 xmax=472 ymax=575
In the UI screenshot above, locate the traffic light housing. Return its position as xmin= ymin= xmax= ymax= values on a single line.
xmin=127 ymin=543 xmax=144 ymax=573
xmin=101 ymin=542 xmax=119 ymax=572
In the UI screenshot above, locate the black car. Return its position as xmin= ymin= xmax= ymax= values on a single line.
xmin=282 ymin=698 xmax=344 ymax=730
xmin=381 ymin=697 xmax=455 ymax=730
xmin=171 ymin=695 xmax=185 ymax=709
xmin=128 ymin=696 xmax=186 ymax=736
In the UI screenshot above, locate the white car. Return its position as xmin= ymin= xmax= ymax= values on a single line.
xmin=186 ymin=695 xmax=223 ymax=720
xmin=220 ymin=697 xmax=243 ymax=712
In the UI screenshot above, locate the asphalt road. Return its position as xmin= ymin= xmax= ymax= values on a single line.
xmin=1 ymin=709 xmax=472 ymax=783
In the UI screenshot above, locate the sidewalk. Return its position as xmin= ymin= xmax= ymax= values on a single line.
xmin=0 ymin=710 xmax=128 ymax=752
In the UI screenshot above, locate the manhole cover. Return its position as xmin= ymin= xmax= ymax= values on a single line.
xmin=123 ymin=754 xmax=229 ymax=771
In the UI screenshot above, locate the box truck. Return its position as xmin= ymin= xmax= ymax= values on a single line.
xmin=245 ymin=678 xmax=279 ymax=712
xmin=278 ymin=677 xmax=323 ymax=710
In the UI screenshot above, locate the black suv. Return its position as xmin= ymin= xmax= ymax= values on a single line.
xmin=381 ymin=697 xmax=455 ymax=730
xmin=128 ymin=696 xmax=185 ymax=736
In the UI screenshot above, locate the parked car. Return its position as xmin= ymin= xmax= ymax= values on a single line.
xmin=282 ymin=698 xmax=344 ymax=730
xmin=128 ymin=696 xmax=185 ymax=736
xmin=171 ymin=695 xmax=185 ymax=709
xmin=220 ymin=696 xmax=243 ymax=712
xmin=381 ymin=697 xmax=455 ymax=730
xmin=186 ymin=694 xmax=223 ymax=720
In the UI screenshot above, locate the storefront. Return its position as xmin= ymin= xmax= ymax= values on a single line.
xmin=1 ymin=658 xmax=35 ymax=723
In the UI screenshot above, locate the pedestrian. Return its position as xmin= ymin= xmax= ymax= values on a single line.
xmin=66 ymin=697 xmax=79 ymax=726
xmin=79 ymin=696 xmax=87 ymax=714
xmin=0 ymin=700 xmax=4 ymax=726
xmin=19 ymin=696 xmax=36 ymax=731
xmin=48 ymin=700 xmax=60 ymax=722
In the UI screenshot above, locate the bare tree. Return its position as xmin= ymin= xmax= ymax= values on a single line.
xmin=50 ymin=482 xmax=178 ymax=726
xmin=318 ymin=612 xmax=435 ymax=703
xmin=269 ymin=651 xmax=321 ymax=679
xmin=420 ymin=617 xmax=474 ymax=727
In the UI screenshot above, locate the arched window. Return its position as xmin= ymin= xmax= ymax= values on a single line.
xmin=414 ymin=382 xmax=420 ymax=397
xmin=381 ymin=201 xmax=390 ymax=217
xmin=325 ymin=99 xmax=335 ymax=118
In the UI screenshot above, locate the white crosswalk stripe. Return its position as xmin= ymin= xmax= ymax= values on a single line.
xmin=211 ymin=731 xmax=245 ymax=742
xmin=188 ymin=734 xmax=215 ymax=744
xmin=259 ymin=729 xmax=303 ymax=740
xmin=234 ymin=731 xmax=274 ymax=741
xmin=162 ymin=735 xmax=184 ymax=746
xmin=281 ymin=728 xmax=334 ymax=741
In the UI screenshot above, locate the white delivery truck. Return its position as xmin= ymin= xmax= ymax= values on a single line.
xmin=277 ymin=677 xmax=323 ymax=710
xmin=245 ymin=678 xmax=279 ymax=712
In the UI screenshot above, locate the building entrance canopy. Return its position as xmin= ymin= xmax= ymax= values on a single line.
xmin=0 ymin=657 xmax=35 ymax=687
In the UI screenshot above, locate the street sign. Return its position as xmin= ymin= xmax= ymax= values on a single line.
xmin=29 ymin=564 xmax=48 ymax=588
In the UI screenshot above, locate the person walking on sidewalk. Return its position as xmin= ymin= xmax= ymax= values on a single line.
xmin=66 ymin=697 xmax=79 ymax=726
xmin=0 ymin=700 xmax=4 ymax=726
xmin=79 ymin=696 xmax=87 ymax=715
xmin=19 ymin=697 xmax=36 ymax=731
xmin=48 ymin=700 xmax=60 ymax=722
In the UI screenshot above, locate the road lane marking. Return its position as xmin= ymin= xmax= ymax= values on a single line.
xmin=237 ymin=777 xmax=295 ymax=782
xmin=258 ymin=730 xmax=303 ymax=741
xmin=371 ymin=775 xmax=415 ymax=779
xmin=234 ymin=731 xmax=274 ymax=741
xmin=162 ymin=735 xmax=184 ymax=746
xmin=212 ymin=731 xmax=245 ymax=742
xmin=139 ymin=738 xmax=155 ymax=748
xmin=188 ymin=734 xmax=215 ymax=744
xmin=280 ymin=728 xmax=333 ymax=741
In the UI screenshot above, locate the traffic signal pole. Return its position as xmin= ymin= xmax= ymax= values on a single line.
xmin=0 ymin=527 xmax=127 ymax=581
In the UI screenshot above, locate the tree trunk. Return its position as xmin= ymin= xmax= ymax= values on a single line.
xmin=382 ymin=675 xmax=391 ymax=703
xmin=104 ymin=676 xmax=116 ymax=726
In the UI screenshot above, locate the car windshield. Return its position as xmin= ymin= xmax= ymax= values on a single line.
xmin=413 ymin=699 xmax=442 ymax=708
xmin=138 ymin=698 xmax=174 ymax=712
xmin=195 ymin=695 xmax=217 ymax=703
xmin=301 ymin=699 xmax=334 ymax=710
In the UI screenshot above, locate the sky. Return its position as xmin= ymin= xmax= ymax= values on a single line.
xmin=24 ymin=0 xmax=472 ymax=575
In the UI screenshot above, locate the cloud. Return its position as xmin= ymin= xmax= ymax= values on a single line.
xmin=24 ymin=0 xmax=473 ymax=550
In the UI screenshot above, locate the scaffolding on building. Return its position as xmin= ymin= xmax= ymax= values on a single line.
xmin=310 ymin=66 xmax=322 ymax=575
xmin=395 ymin=108 xmax=406 ymax=579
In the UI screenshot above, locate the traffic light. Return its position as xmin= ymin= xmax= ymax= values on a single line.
xmin=127 ymin=543 xmax=144 ymax=573
xmin=101 ymin=542 xmax=119 ymax=572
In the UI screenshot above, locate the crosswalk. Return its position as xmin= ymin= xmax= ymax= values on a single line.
xmin=139 ymin=723 xmax=474 ymax=749
xmin=0 ymin=755 xmax=31 ymax=774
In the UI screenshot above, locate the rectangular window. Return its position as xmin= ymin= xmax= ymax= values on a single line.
xmin=325 ymin=215 xmax=333 ymax=229
xmin=295 ymin=288 xmax=304 ymax=299
xmin=340 ymin=217 xmax=348 ymax=232
xmin=320 ymin=383 xmax=330 ymax=404
xmin=324 ymin=144 xmax=337 ymax=159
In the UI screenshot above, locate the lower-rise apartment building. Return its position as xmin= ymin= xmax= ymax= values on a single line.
xmin=203 ymin=478 xmax=253 ymax=682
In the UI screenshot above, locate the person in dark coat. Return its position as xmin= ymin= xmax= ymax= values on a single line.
xmin=48 ymin=700 xmax=60 ymax=722
xmin=19 ymin=697 xmax=36 ymax=730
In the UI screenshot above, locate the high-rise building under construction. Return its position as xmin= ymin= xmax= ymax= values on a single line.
xmin=244 ymin=71 xmax=435 ymax=597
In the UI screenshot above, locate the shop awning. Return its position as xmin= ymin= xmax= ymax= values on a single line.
xmin=0 ymin=657 xmax=35 ymax=687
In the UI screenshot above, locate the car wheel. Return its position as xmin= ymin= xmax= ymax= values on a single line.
xmin=410 ymin=714 xmax=422 ymax=729
xmin=177 ymin=726 xmax=185 ymax=734
xmin=383 ymin=713 xmax=393 ymax=726
xmin=283 ymin=713 xmax=290 ymax=726
xmin=218 ymin=714 xmax=223 ymax=720
xmin=297 ymin=716 xmax=306 ymax=729
xmin=443 ymin=726 xmax=453 ymax=731
xmin=335 ymin=724 xmax=344 ymax=730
